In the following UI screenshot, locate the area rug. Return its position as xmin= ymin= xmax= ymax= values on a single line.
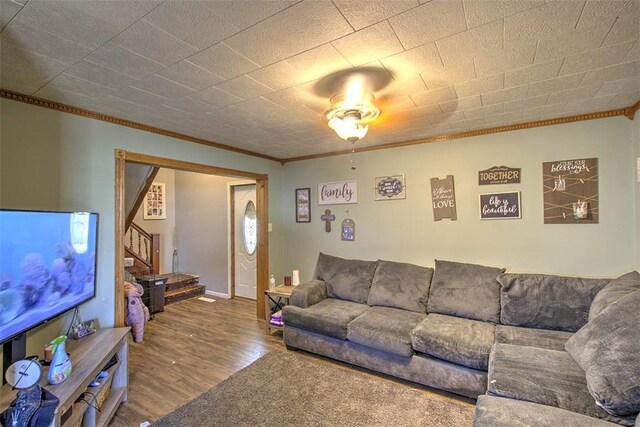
xmin=153 ymin=351 xmax=474 ymax=427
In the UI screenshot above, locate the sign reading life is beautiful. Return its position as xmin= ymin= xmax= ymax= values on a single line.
xmin=318 ymin=181 xmax=358 ymax=205
xmin=478 ymin=166 xmax=521 ymax=185
xmin=480 ymin=192 xmax=521 ymax=220
xmin=430 ymin=175 xmax=457 ymax=221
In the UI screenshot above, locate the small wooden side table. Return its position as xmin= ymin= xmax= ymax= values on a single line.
xmin=264 ymin=285 xmax=294 ymax=334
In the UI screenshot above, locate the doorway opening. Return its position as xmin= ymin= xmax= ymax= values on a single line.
xmin=228 ymin=182 xmax=258 ymax=300
xmin=114 ymin=150 xmax=269 ymax=327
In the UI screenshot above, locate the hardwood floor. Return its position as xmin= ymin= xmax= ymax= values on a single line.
xmin=110 ymin=297 xmax=284 ymax=426
xmin=110 ymin=296 xmax=473 ymax=426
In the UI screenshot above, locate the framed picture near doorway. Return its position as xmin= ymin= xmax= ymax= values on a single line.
xmin=295 ymin=188 xmax=311 ymax=223
xmin=144 ymin=182 xmax=166 ymax=220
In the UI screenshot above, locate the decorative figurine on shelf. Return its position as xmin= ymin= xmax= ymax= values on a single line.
xmin=48 ymin=335 xmax=72 ymax=385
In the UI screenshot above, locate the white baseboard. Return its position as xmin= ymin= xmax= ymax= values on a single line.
xmin=205 ymin=290 xmax=229 ymax=299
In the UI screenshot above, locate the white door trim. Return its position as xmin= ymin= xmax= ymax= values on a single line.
xmin=227 ymin=180 xmax=257 ymax=298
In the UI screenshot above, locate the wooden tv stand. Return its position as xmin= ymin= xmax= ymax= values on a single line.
xmin=0 ymin=327 xmax=130 ymax=427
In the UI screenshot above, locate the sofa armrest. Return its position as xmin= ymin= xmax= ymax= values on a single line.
xmin=290 ymin=280 xmax=327 ymax=308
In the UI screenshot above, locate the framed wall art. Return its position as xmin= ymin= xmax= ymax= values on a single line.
xmin=430 ymin=175 xmax=457 ymax=221
xmin=543 ymin=158 xmax=598 ymax=224
xmin=144 ymin=182 xmax=166 ymax=220
xmin=480 ymin=191 xmax=521 ymax=220
xmin=318 ymin=180 xmax=357 ymax=205
xmin=374 ymin=175 xmax=406 ymax=200
xmin=295 ymin=188 xmax=311 ymax=223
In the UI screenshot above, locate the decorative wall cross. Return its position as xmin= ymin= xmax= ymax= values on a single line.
xmin=320 ymin=209 xmax=336 ymax=233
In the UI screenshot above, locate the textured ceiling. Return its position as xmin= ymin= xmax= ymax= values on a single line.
xmin=1 ymin=0 xmax=639 ymax=160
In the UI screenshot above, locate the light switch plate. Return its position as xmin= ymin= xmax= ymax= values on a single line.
xmin=268 ymin=223 xmax=273 ymax=232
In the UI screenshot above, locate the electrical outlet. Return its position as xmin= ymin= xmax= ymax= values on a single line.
xmin=268 ymin=223 xmax=273 ymax=232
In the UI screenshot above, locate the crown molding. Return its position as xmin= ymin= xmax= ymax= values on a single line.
xmin=624 ymin=99 xmax=640 ymax=120
xmin=2 ymin=89 xmax=638 ymax=166
xmin=281 ymin=106 xmax=635 ymax=164
xmin=0 ymin=89 xmax=281 ymax=163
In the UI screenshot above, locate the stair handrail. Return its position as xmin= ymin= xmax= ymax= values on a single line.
xmin=125 ymin=222 xmax=160 ymax=274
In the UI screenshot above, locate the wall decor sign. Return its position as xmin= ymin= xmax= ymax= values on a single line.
xmin=143 ymin=183 xmax=166 ymax=220
xmin=295 ymin=188 xmax=311 ymax=223
xmin=480 ymin=192 xmax=521 ymax=220
xmin=320 ymin=209 xmax=335 ymax=232
xmin=318 ymin=180 xmax=357 ymax=205
xmin=341 ymin=213 xmax=355 ymax=241
xmin=430 ymin=175 xmax=457 ymax=221
xmin=543 ymin=158 xmax=598 ymax=224
xmin=478 ymin=166 xmax=521 ymax=185
xmin=374 ymin=175 xmax=406 ymax=200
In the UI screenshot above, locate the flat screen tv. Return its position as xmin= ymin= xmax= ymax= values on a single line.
xmin=0 ymin=210 xmax=99 ymax=344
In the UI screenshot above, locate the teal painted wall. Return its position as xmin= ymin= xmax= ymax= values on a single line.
xmin=282 ymin=116 xmax=637 ymax=282
xmin=0 ymin=98 xmax=284 ymax=355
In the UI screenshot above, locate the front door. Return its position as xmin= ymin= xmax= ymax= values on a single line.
xmin=234 ymin=184 xmax=257 ymax=299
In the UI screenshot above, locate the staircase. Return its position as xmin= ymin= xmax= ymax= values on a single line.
xmin=164 ymin=273 xmax=205 ymax=305
xmin=124 ymin=164 xmax=206 ymax=307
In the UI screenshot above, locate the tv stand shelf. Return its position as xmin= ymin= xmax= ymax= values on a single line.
xmin=0 ymin=328 xmax=130 ymax=427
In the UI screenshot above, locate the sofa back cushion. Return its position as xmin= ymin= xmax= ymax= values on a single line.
xmin=314 ymin=253 xmax=376 ymax=304
xmin=499 ymin=273 xmax=609 ymax=332
xmin=367 ymin=260 xmax=433 ymax=313
xmin=589 ymin=271 xmax=640 ymax=321
xmin=427 ymin=260 xmax=505 ymax=323
xmin=565 ymin=290 xmax=640 ymax=417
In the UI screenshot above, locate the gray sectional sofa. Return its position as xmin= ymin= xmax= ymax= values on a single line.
xmin=281 ymin=253 xmax=640 ymax=426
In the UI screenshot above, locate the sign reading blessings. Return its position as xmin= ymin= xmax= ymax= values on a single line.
xmin=318 ymin=180 xmax=358 ymax=205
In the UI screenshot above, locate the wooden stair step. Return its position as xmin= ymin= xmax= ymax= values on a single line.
xmin=165 ymin=273 xmax=200 ymax=292
xmin=164 ymin=284 xmax=206 ymax=305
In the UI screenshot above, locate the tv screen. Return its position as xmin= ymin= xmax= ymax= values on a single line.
xmin=0 ymin=210 xmax=98 ymax=343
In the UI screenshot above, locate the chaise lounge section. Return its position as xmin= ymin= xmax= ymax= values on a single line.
xmin=282 ymin=253 xmax=640 ymax=425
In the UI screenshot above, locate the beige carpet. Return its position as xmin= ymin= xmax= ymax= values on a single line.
xmin=153 ymin=351 xmax=474 ymax=427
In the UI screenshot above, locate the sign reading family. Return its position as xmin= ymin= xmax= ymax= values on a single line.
xmin=318 ymin=180 xmax=358 ymax=205
xmin=478 ymin=166 xmax=521 ymax=185
xmin=479 ymin=192 xmax=521 ymax=220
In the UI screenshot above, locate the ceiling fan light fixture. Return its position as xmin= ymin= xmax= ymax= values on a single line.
xmin=328 ymin=112 xmax=369 ymax=142
xmin=325 ymin=92 xmax=380 ymax=143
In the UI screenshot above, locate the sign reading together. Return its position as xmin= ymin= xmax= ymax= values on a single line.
xmin=478 ymin=166 xmax=521 ymax=185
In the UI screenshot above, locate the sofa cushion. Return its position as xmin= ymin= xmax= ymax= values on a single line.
xmin=347 ymin=306 xmax=426 ymax=358
xmin=282 ymin=298 xmax=369 ymax=340
xmin=495 ymin=325 xmax=573 ymax=351
xmin=498 ymin=273 xmax=609 ymax=332
xmin=411 ymin=314 xmax=495 ymax=370
xmin=474 ymin=395 xmax=622 ymax=427
xmin=367 ymin=260 xmax=433 ymax=313
xmin=566 ymin=291 xmax=640 ymax=417
xmin=314 ymin=253 xmax=377 ymax=304
xmin=427 ymin=260 xmax=505 ymax=323
xmin=589 ymin=271 xmax=640 ymax=321
xmin=290 ymin=279 xmax=327 ymax=308
xmin=487 ymin=344 xmax=634 ymax=425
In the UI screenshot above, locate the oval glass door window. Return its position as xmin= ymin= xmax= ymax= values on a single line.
xmin=243 ymin=200 xmax=257 ymax=255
